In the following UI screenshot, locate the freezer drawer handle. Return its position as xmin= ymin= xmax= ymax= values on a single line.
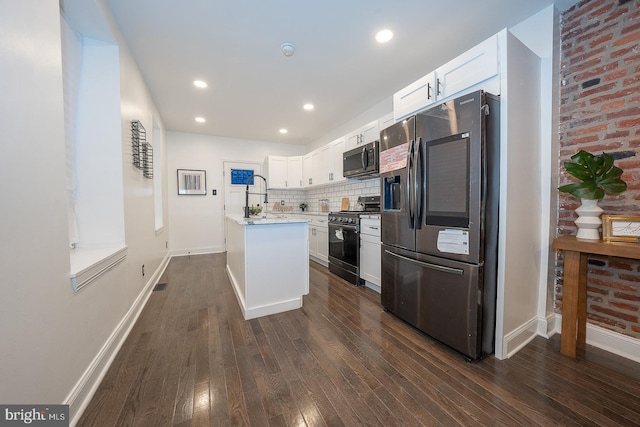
xmin=384 ymin=250 xmax=464 ymax=275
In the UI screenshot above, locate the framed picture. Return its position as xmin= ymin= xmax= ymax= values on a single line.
xmin=177 ymin=169 xmax=206 ymax=195
xmin=602 ymin=214 xmax=640 ymax=243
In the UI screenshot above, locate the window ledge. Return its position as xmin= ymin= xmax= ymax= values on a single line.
xmin=70 ymin=245 xmax=128 ymax=293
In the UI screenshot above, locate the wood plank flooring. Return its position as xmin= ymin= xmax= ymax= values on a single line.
xmin=78 ymin=253 xmax=640 ymax=426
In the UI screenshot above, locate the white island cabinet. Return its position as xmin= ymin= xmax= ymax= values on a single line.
xmin=225 ymin=215 xmax=310 ymax=320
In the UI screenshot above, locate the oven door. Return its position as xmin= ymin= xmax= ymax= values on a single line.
xmin=328 ymin=223 xmax=360 ymax=285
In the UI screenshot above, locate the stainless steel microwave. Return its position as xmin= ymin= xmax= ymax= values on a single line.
xmin=343 ymin=141 xmax=379 ymax=179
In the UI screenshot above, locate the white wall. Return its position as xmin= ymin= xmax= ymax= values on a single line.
xmin=510 ymin=5 xmax=560 ymax=336
xmin=166 ymin=131 xmax=305 ymax=254
xmin=0 ymin=0 xmax=170 ymax=423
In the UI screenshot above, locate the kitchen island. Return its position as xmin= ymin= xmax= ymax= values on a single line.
xmin=225 ymin=214 xmax=310 ymax=320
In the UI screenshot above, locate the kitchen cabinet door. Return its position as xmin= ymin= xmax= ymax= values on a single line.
xmin=303 ymin=153 xmax=313 ymax=187
xmin=315 ymin=144 xmax=332 ymax=185
xmin=360 ymin=218 xmax=381 ymax=288
xmin=287 ymin=156 xmax=303 ymax=188
xmin=345 ymin=120 xmax=381 ymax=151
xmin=393 ymin=71 xmax=436 ymax=120
xmin=315 ymin=226 xmax=328 ymax=264
xmin=360 ymin=234 xmax=381 ymax=287
xmin=265 ymin=155 xmax=287 ymax=189
xmin=361 ymin=120 xmax=380 ymax=145
xmin=329 ymin=137 xmax=345 ymax=183
xmin=435 ymin=34 xmax=498 ymax=100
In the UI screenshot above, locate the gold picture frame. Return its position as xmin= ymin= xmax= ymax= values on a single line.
xmin=602 ymin=214 xmax=640 ymax=243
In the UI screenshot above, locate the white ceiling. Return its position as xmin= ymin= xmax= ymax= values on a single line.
xmin=71 ymin=0 xmax=579 ymax=145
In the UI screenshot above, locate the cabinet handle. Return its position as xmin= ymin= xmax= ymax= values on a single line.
xmin=437 ymin=78 xmax=442 ymax=96
xmin=427 ymin=83 xmax=432 ymax=100
xmin=368 ymin=226 xmax=379 ymax=230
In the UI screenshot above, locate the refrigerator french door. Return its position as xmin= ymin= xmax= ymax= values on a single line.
xmin=380 ymin=90 xmax=499 ymax=360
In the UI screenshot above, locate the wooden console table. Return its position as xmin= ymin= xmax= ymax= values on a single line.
xmin=552 ymin=235 xmax=640 ymax=358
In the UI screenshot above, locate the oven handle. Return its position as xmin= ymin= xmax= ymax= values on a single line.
xmin=328 ymin=224 xmax=357 ymax=232
xmin=384 ymin=250 xmax=464 ymax=275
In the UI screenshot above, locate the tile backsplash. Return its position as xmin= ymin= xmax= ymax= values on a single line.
xmin=268 ymin=177 xmax=380 ymax=213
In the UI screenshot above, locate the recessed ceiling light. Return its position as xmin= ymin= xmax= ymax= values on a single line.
xmin=303 ymin=103 xmax=314 ymax=111
xmin=193 ymin=80 xmax=208 ymax=88
xmin=376 ymin=29 xmax=393 ymax=43
xmin=195 ymin=117 xmax=206 ymax=123
xmin=279 ymin=128 xmax=288 ymax=134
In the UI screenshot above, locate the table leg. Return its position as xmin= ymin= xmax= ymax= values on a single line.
xmin=577 ymin=252 xmax=588 ymax=349
xmin=560 ymin=250 xmax=586 ymax=358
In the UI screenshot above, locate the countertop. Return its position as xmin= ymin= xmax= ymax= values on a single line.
xmin=226 ymin=214 xmax=311 ymax=225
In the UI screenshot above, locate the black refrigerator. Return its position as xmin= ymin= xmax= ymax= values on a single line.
xmin=379 ymin=90 xmax=499 ymax=360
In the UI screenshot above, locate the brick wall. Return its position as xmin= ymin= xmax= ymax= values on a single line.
xmin=558 ymin=0 xmax=640 ymax=338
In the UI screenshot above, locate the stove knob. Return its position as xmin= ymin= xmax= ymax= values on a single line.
xmin=347 ymin=218 xmax=353 ymax=224
xmin=338 ymin=217 xmax=344 ymax=222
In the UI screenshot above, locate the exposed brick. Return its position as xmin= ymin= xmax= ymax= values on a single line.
xmin=590 ymin=277 xmax=638 ymax=291
xmin=623 ymin=74 xmax=640 ymax=86
xmin=618 ymin=117 xmax=640 ymax=128
xmin=614 ymin=292 xmax=640 ymax=302
xmin=610 ymin=45 xmax=636 ymax=59
xmin=604 ymin=130 xmax=631 ymax=139
xmin=607 ymin=106 xmax=640 ymax=120
xmin=586 ymin=312 xmax=626 ymax=328
xmin=603 ymin=69 xmax=628 ymax=82
xmin=609 ymin=301 xmax=640 ymax=312
xmin=604 ymin=6 xmax=630 ymax=23
xmin=559 ymin=3 xmax=640 ymax=342
xmin=587 ymin=286 xmax=610 ymax=295
xmin=618 ymin=273 xmax=640 ymax=283
xmin=591 ymin=305 xmax=638 ymax=322
xmin=612 ymin=30 xmax=640 ymax=47
xmin=609 ymin=259 xmax=635 ymax=271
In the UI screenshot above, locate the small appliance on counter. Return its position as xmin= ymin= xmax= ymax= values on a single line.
xmin=319 ymin=199 xmax=329 ymax=213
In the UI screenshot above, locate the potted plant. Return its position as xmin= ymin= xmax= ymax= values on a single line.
xmin=299 ymin=202 xmax=307 ymax=212
xmin=558 ymin=150 xmax=627 ymax=240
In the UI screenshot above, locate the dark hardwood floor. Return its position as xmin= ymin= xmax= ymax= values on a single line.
xmin=78 ymin=253 xmax=640 ymax=426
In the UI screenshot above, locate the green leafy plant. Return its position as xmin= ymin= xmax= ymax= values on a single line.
xmin=299 ymin=203 xmax=307 ymax=211
xmin=558 ymin=150 xmax=627 ymax=200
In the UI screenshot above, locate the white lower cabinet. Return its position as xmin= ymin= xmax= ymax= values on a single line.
xmin=359 ymin=217 xmax=381 ymax=292
xmin=308 ymin=216 xmax=328 ymax=266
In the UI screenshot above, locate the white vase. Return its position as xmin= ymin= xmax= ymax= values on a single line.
xmin=574 ymin=198 xmax=603 ymax=240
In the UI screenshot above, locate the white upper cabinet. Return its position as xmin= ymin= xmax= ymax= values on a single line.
xmin=303 ymin=153 xmax=313 ymax=187
xmin=393 ymin=71 xmax=437 ymax=121
xmin=305 ymin=136 xmax=346 ymax=188
xmin=345 ymin=119 xmax=380 ymax=151
xmin=264 ymin=155 xmax=288 ymax=189
xmin=329 ymin=137 xmax=345 ymax=184
xmin=435 ymin=34 xmax=499 ymax=99
xmin=265 ymin=155 xmax=304 ymax=189
xmin=393 ymin=33 xmax=500 ymax=120
xmin=315 ymin=144 xmax=332 ymax=186
xmin=287 ymin=156 xmax=303 ymax=188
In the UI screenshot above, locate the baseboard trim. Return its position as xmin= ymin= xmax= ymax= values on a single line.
xmin=172 ymin=246 xmax=224 ymax=257
xmin=225 ymin=264 xmax=302 ymax=320
xmin=502 ymin=316 xmax=539 ymax=359
xmin=66 ymin=252 xmax=171 ymax=426
xmin=553 ymin=313 xmax=640 ymax=363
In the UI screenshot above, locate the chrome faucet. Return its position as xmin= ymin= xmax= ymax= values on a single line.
xmin=244 ymin=174 xmax=268 ymax=218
